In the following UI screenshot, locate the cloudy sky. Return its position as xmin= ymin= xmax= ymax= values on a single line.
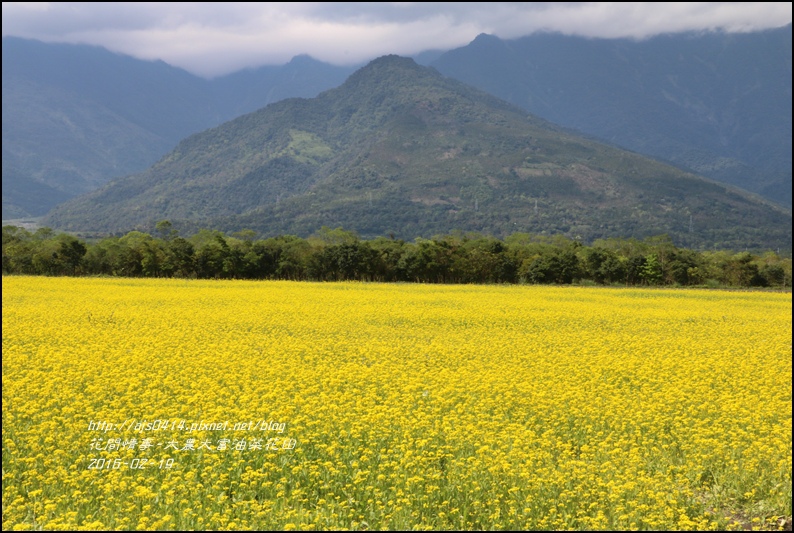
xmin=3 ymin=2 xmax=792 ymax=78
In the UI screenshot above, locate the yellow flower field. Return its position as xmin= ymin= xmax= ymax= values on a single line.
xmin=2 ymin=276 xmax=791 ymax=531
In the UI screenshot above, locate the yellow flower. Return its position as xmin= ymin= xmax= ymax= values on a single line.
xmin=2 ymin=277 xmax=790 ymax=530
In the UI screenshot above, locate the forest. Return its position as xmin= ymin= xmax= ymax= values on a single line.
xmin=2 ymin=223 xmax=791 ymax=288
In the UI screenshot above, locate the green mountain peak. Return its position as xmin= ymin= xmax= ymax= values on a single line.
xmin=44 ymin=55 xmax=791 ymax=250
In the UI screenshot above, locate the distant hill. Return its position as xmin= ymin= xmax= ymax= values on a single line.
xmin=431 ymin=26 xmax=793 ymax=207
xmin=1 ymin=37 xmax=353 ymax=217
xmin=45 ymin=56 xmax=791 ymax=251
xmin=4 ymin=28 xmax=790 ymax=219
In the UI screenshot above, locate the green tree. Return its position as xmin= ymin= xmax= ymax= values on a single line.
xmin=155 ymin=220 xmax=176 ymax=241
xmin=722 ymin=252 xmax=765 ymax=287
xmin=165 ymin=237 xmax=195 ymax=278
xmin=55 ymin=235 xmax=87 ymax=275
xmin=583 ymin=247 xmax=625 ymax=284
xmin=276 ymin=236 xmax=312 ymax=280
xmin=639 ymin=254 xmax=663 ymax=285
xmin=2 ymin=226 xmax=34 ymax=274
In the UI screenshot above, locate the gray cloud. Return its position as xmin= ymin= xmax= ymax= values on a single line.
xmin=3 ymin=2 xmax=791 ymax=77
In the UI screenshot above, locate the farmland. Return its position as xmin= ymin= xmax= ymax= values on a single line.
xmin=2 ymin=277 xmax=791 ymax=530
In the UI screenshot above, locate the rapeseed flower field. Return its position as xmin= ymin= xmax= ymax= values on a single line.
xmin=2 ymin=277 xmax=791 ymax=530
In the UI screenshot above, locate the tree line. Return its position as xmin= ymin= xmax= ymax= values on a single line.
xmin=2 ymin=223 xmax=791 ymax=288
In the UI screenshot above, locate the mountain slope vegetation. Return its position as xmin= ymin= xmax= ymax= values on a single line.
xmin=4 ymin=27 xmax=790 ymax=218
xmin=1 ymin=37 xmax=353 ymax=217
xmin=431 ymin=26 xmax=793 ymax=207
xmin=45 ymin=56 xmax=791 ymax=251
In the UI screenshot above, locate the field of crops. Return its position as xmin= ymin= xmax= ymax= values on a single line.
xmin=2 ymin=277 xmax=791 ymax=530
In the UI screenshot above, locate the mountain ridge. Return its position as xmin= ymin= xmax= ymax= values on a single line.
xmin=2 ymin=36 xmax=355 ymax=217
xmin=4 ymin=28 xmax=790 ymax=218
xmin=44 ymin=55 xmax=791 ymax=251
xmin=431 ymin=25 xmax=793 ymax=206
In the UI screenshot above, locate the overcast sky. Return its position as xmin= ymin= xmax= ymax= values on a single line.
xmin=3 ymin=2 xmax=792 ymax=78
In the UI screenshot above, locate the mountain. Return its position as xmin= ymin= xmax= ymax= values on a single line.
xmin=1 ymin=37 xmax=219 ymax=217
xmin=1 ymin=37 xmax=353 ymax=218
xmin=4 ymin=28 xmax=790 ymax=220
xmin=45 ymin=56 xmax=791 ymax=251
xmin=208 ymin=54 xmax=355 ymax=120
xmin=431 ymin=26 xmax=793 ymax=207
